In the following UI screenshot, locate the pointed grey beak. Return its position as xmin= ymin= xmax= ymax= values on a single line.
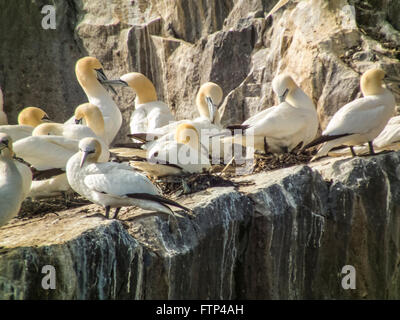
xmin=95 ymin=68 xmax=127 ymax=95
xmin=42 ymin=114 xmax=51 ymax=121
xmin=206 ymin=96 xmax=217 ymax=123
xmin=100 ymin=79 xmax=129 ymax=87
xmin=278 ymin=88 xmax=289 ymax=103
xmin=80 ymin=151 xmax=90 ymax=168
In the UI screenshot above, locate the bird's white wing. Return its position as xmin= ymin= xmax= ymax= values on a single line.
xmin=62 ymin=124 xmax=97 ymax=140
xmin=248 ymin=103 xmax=309 ymax=139
xmin=130 ymin=106 xmax=149 ymax=133
xmin=0 ymin=125 xmax=33 ymax=141
xmin=83 ymin=163 xmax=159 ymax=196
xmin=324 ymin=96 xmax=387 ymax=136
xmin=243 ymin=107 xmax=275 ymax=127
xmin=13 ymin=135 xmax=79 ymax=170
xmin=145 ymin=101 xmax=175 ymax=130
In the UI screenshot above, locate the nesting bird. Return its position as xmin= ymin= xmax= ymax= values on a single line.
xmin=33 ymin=103 xmax=109 ymax=161
xmin=132 ymin=123 xmax=211 ymax=177
xmin=221 ymin=73 xmax=319 ymax=154
xmin=18 ymin=104 xmax=109 ymax=199
xmin=66 ymin=57 xmax=125 ymax=145
xmin=304 ymin=68 xmax=396 ymax=160
xmin=0 ymin=106 xmax=50 ymax=141
xmin=127 ymin=82 xmax=224 ymax=154
xmin=0 ymin=133 xmax=29 ymax=227
xmin=66 ymin=137 xmax=192 ymax=219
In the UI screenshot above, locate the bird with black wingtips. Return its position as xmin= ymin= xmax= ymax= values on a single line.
xmin=131 ymin=123 xmax=211 ymax=178
xmin=303 ymin=68 xmax=397 ymax=160
xmin=66 ymin=137 xmax=193 ymax=219
xmin=218 ymin=73 xmax=319 ymax=155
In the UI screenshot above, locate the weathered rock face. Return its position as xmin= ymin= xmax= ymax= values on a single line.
xmin=1 ymin=0 xmax=399 ymax=143
xmin=1 ymin=151 xmax=400 ymax=299
xmin=1 ymin=0 xmax=400 ymax=300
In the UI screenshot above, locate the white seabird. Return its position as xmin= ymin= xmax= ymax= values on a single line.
xmin=132 ymin=123 xmax=211 ymax=177
xmin=66 ymin=57 xmax=125 ymax=145
xmin=0 ymin=106 xmax=50 ymax=141
xmin=304 ymin=68 xmax=397 ymax=160
xmin=0 ymin=133 xmax=25 ymax=227
xmin=221 ymin=73 xmax=319 ymax=154
xmin=66 ymin=137 xmax=192 ymax=219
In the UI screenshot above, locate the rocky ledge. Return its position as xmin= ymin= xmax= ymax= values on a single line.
xmin=1 ymin=150 xmax=400 ymax=299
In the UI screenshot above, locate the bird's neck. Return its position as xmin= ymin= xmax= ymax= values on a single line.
xmin=362 ymin=86 xmax=385 ymax=97
xmin=78 ymin=72 xmax=110 ymax=100
xmin=135 ymin=90 xmax=157 ymax=105
xmin=197 ymin=97 xmax=212 ymax=120
xmin=82 ymin=113 xmax=104 ymax=138
xmin=286 ymin=88 xmax=315 ymax=110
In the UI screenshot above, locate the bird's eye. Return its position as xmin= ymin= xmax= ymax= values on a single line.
xmin=154 ymin=151 xmax=159 ymax=157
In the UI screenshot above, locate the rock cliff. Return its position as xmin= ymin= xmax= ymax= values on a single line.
xmin=1 ymin=0 xmax=400 ymax=299
xmin=1 ymin=151 xmax=400 ymax=299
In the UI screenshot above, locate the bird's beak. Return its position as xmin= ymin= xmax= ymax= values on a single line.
xmin=42 ymin=114 xmax=51 ymax=122
xmin=206 ymin=96 xmax=217 ymax=123
xmin=100 ymin=79 xmax=129 ymax=87
xmin=80 ymin=151 xmax=90 ymax=168
xmin=75 ymin=118 xmax=83 ymax=125
xmin=95 ymin=68 xmax=127 ymax=95
xmin=278 ymin=89 xmax=289 ymax=103
xmin=0 ymin=142 xmax=7 ymax=151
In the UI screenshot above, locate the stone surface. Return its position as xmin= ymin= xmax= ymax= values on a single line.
xmin=1 ymin=0 xmax=400 ymax=300
xmin=1 ymin=151 xmax=400 ymax=299
xmin=1 ymin=0 xmax=399 ymax=143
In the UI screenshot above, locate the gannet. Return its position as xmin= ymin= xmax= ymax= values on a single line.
xmin=221 ymin=74 xmax=318 ymax=154
xmin=132 ymin=123 xmax=211 ymax=177
xmin=112 ymin=72 xmax=175 ymax=134
xmin=13 ymin=135 xmax=79 ymax=171
xmin=33 ymin=103 xmax=109 ymax=161
xmin=66 ymin=137 xmax=192 ymax=219
xmin=327 ymin=115 xmax=400 ymax=157
xmin=304 ymin=68 xmax=397 ymax=160
xmin=66 ymin=57 xmax=125 ymax=145
xmin=0 ymin=133 xmax=24 ymax=227
xmin=0 ymin=86 xmax=7 ymax=125
xmin=0 ymin=106 xmax=50 ymax=141
xmin=127 ymin=82 xmax=224 ymax=154
xmin=22 ymin=107 xmax=109 ymax=199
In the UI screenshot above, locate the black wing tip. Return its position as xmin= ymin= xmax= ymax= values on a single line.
xmin=303 ymin=133 xmax=352 ymax=150
xmin=32 ymin=168 xmax=65 ymax=180
xmin=112 ymin=142 xmax=144 ymax=149
xmin=127 ymin=133 xmax=153 ymax=143
xmin=126 ymin=193 xmax=193 ymax=215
